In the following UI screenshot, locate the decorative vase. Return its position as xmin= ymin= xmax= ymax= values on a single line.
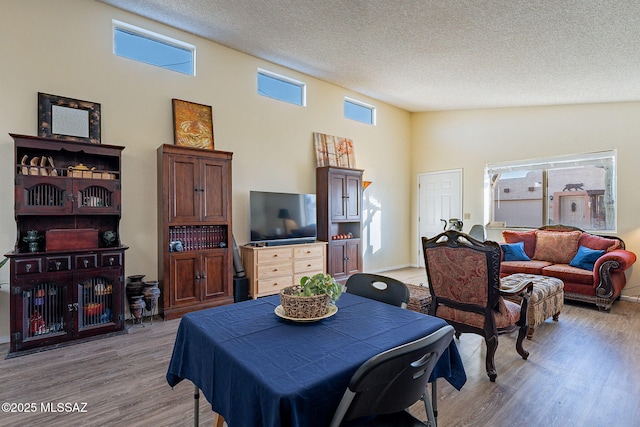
xmin=103 ymin=230 xmax=117 ymax=247
xmin=129 ymin=295 xmax=145 ymax=321
xmin=22 ymin=230 xmax=41 ymax=252
xmin=142 ymin=281 xmax=161 ymax=312
xmin=126 ymin=275 xmax=146 ymax=305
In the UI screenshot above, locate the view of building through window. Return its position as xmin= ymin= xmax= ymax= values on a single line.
xmin=485 ymin=151 xmax=616 ymax=231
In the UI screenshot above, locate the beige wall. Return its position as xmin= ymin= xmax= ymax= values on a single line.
xmin=0 ymin=0 xmax=412 ymax=340
xmin=411 ymin=103 xmax=640 ymax=298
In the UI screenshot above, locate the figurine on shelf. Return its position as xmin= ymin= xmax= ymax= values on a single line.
xmin=103 ymin=230 xmax=117 ymax=247
xmin=29 ymin=311 xmax=46 ymax=335
xmin=22 ymin=230 xmax=41 ymax=252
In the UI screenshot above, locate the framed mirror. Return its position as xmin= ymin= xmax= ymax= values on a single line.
xmin=38 ymin=93 xmax=101 ymax=144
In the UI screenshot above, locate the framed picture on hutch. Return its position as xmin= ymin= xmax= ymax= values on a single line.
xmin=172 ymin=99 xmax=214 ymax=150
xmin=38 ymin=92 xmax=101 ymax=144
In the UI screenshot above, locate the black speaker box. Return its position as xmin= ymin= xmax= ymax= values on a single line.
xmin=233 ymin=276 xmax=249 ymax=303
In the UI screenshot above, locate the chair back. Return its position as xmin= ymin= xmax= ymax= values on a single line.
xmin=422 ymin=231 xmax=502 ymax=330
xmin=468 ymin=224 xmax=487 ymax=241
xmin=329 ymin=325 xmax=455 ymax=426
xmin=345 ymin=273 xmax=410 ymax=308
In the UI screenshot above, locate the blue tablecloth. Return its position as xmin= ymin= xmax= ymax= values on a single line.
xmin=166 ymin=293 xmax=466 ymax=427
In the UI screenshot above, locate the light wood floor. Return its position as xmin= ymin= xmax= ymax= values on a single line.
xmin=1 ymin=267 xmax=639 ymax=427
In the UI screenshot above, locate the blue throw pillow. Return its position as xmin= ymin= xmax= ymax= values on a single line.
xmin=501 ymin=242 xmax=531 ymax=261
xmin=570 ymin=245 xmax=605 ymax=271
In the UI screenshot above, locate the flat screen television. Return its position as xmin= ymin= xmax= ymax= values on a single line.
xmin=249 ymin=191 xmax=317 ymax=246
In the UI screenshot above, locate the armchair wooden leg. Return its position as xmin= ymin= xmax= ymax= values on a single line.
xmin=213 ymin=413 xmax=225 ymax=427
xmin=485 ymin=335 xmax=498 ymax=382
xmin=527 ymin=327 xmax=535 ymax=340
xmin=516 ymin=324 xmax=529 ymax=360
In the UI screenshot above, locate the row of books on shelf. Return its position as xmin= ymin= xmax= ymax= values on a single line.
xmin=169 ymin=225 xmax=227 ymax=251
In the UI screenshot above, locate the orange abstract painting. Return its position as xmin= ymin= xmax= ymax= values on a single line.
xmin=172 ymin=99 xmax=214 ymax=150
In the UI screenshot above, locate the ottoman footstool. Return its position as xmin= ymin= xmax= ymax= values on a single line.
xmin=501 ymin=273 xmax=564 ymax=340
xmin=406 ymin=283 xmax=432 ymax=314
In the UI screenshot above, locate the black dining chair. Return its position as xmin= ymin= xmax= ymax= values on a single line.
xmin=328 ymin=324 xmax=455 ymax=427
xmin=345 ymin=273 xmax=410 ymax=308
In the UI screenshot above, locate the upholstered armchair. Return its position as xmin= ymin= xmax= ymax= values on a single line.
xmin=422 ymin=230 xmax=533 ymax=382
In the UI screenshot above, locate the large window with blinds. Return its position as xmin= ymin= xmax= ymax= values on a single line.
xmin=484 ymin=151 xmax=617 ymax=232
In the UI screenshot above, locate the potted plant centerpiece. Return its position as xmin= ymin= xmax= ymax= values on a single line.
xmin=279 ymin=273 xmax=342 ymax=319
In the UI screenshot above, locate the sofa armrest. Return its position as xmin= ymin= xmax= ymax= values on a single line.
xmin=593 ymin=249 xmax=637 ymax=298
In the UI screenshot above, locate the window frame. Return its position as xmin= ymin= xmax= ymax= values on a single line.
xmin=484 ymin=150 xmax=617 ymax=232
xmin=112 ymin=20 xmax=196 ymax=76
xmin=257 ymin=68 xmax=306 ymax=106
xmin=344 ymin=97 xmax=376 ymax=125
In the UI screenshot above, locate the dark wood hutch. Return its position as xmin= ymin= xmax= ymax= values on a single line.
xmin=6 ymin=134 xmax=127 ymax=354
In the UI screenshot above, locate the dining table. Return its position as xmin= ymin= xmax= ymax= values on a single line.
xmin=166 ymin=292 xmax=466 ymax=427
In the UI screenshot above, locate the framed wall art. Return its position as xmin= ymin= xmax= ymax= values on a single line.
xmin=313 ymin=132 xmax=356 ymax=168
xmin=38 ymin=92 xmax=101 ymax=144
xmin=172 ymin=99 xmax=214 ymax=150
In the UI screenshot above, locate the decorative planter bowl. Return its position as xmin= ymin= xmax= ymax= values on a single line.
xmin=280 ymin=285 xmax=330 ymax=319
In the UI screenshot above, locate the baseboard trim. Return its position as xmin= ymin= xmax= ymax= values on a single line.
xmin=367 ymin=263 xmax=416 ymax=274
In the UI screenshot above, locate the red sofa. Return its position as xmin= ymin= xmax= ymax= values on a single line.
xmin=499 ymin=225 xmax=636 ymax=311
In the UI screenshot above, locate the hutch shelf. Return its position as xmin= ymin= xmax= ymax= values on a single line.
xmin=6 ymin=134 xmax=127 ymax=355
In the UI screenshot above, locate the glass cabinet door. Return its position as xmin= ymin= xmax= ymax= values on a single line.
xmin=15 ymin=279 xmax=70 ymax=350
xmin=76 ymin=270 xmax=121 ymax=334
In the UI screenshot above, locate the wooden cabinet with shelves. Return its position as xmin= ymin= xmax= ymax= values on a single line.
xmin=240 ymin=242 xmax=327 ymax=298
xmin=316 ymin=167 xmax=364 ymax=283
xmin=157 ymin=145 xmax=233 ymax=320
xmin=7 ymin=134 xmax=127 ymax=355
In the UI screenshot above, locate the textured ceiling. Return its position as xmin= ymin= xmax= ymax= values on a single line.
xmin=98 ymin=0 xmax=640 ymax=112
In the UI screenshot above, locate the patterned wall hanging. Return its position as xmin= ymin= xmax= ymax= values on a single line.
xmin=313 ymin=132 xmax=356 ymax=168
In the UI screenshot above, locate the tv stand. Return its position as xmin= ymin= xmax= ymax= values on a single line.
xmin=240 ymin=241 xmax=327 ymax=298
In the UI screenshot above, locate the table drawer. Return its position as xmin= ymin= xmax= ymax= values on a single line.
xmin=256 ymin=247 xmax=292 ymax=264
xmin=256 ymin=276 xmax=293 ymax=295
xmin=293 ymin=245 xmax=324 ymax=259
xmin=257 ymin=260 xmax=293 ymax=279
xmin=293 ymin=257 xmax=325 ymax=274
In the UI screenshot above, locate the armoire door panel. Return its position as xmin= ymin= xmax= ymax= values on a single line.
xmin=202 ymin=251 xmax=227 ymax=299
xmin=201 ymin=161 xmax=227 ymax=222
xmin=171 ymin=254 xmax=200 ymax=305
xmin=170 ymin=156 xmax=199 ymax=223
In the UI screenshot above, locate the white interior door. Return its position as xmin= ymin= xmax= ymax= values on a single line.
xmin=417 ymin=169 xmax=463 ymax=267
